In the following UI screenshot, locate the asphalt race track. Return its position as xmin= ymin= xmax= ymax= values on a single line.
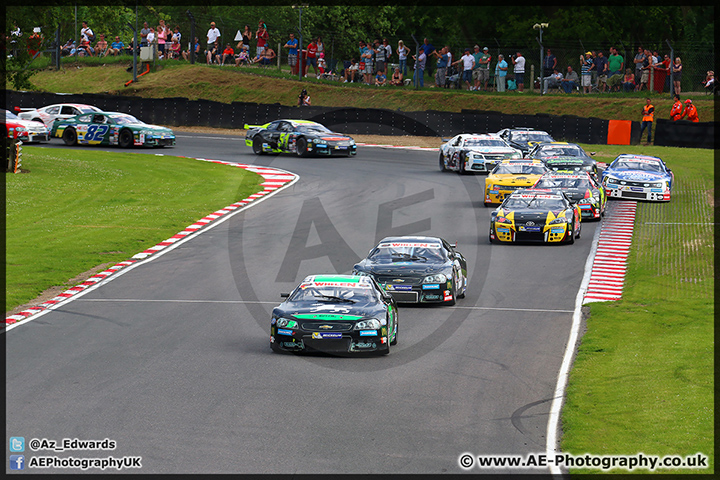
xmin=6 ymin=132 xmax=601 ymax=474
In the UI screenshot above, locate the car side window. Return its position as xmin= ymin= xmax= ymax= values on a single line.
xmin=93 ymin=114 xmax=105 ymax=124
xmin=47 ymin=107 xmax=59 ymax=115
xmin=61 ymin=106 xmax=76 ymax=115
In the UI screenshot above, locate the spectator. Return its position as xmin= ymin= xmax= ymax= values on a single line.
xmin=680 ymin=99 xmax=698 ymax=122
xmin=235 ymin=44 xmax=250 ymax=66
xmin=206 ymin=41 xmax=219 ymax=64
xmin=595 ymin=51 xmax=608 ymax=93
xmin=206 ymin=22 xmax=221 ymax=63
xmin=316 ymin=36 xmax=324 ymax=59
xmin=220 ymin=43 xmax=234 ymax=65
xmin=241 ymin=24 xmax=252 ymax=48
xmin=95 ymin=34 xmax=108 ymax=57
xmin=453 ymin=47 xmax=475 ymax=91
xmin=474 ymin=46 xmax=491 ymax=92
xmin=421 ymin=38 xmax=436 ymax=80
xmin=81 ymin=21 xmax=95 ymax=44
xmin=77 ymin=38 xmax=93 ymax=57
xmin=589 ymin=51 xmax=598 ymax=87
xmin=397 ymin=40 xmax=409 ymax=76
xmin=172 ymin=26 xmax=181 ymax=44
xmin=60 ymin=39 xmax=74 ymax=56
xmin=445 ymin=45 xmax=453 ymax=72
xmin=389 ymin=66 xmax=403 ymax=86
xmin=672 ymin=57 xmax=683 ymax=95
xmin=542 ymin=68 xmax=563 ymax=94
xmin=701 ymin=70 xmax=714 ymax=93
xmin=256 ymin=20 xmax=268 ymax=57
xmin=543 ymin=48 xmax=557 ymax=77
xmin=27 ymin=28 xmax=42 ymax=57
xmin=659 ymin=54 xmax=672 ymax=92
xmin=434 ymin=46 xmax=449 ymax=88
xmin=258 ymin=45 xmax=276 ymax=66
xmin=638 ymin=49 xmax=654 ymax=91
xmin=608 ymin=46 xmax=624 ymax=77
xmin=374 ymin=69 xmax=387 ymax=86
xmin=412 ymin=49 xmax=426 ymax=88
xmin=639 ymin=97 xmax=654 ymax=144
xmin=298 ymin=88 xmax=311 ymax=106
xmin=283 ymin=32 xmax=299 ymax=75
xmin=581 ymin=51 xmax=593 ymax=93
xmin=306 ymin=37 xmax=319 ymax=77
xmin=374 ymin=38 xmax=386 ymax=75
xmin=317 ymin=52 xmax=327 ymax=74
xmin=560 ymin=65 xmax=579 ymax=93
xmin=108 ymin=36 xmax=124 ymax=56
xmin=146 ymin=27 xmax=155 ymax=51
xmin=622 ymin=68 xmax=635 ymax=93
xmin=140 ymin=21 xmax=150 ymax=47
xmin=383 ymin=38 xmax=392 ymax=61
xmin=670 ymin=94 xmax=683 ymax=121
xmin=343 ymin=58 xmax=359 ymax=83
xmin=512 ymin=51 xmax=525 ymax=92
xmin=182 ymin=37 xmax=200 ymax=61
xmin=360 ymin=40 xmax=373 ymax=84
xmin=157 ymin=19 xmax=169 ymax=58
xmin=168 ymin=36 xmax=181 ymax=59
xmin=633 ymin=46 xmax=646 ymax=85
xmin=495 ymin=54 xmax=508 ymax=92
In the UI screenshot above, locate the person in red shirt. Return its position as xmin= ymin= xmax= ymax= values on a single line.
xmin=670 ymin=94 xmax=684 ymax=121
xmin=305 ymin=38 xmax=319 ymax=77
xmin=255 ymin=20 xmax=268 ymax=57
xmin=681 ymin=99 xmax=699 ymax=122
xmin=220 ymin=43 xmax=234 ymax=65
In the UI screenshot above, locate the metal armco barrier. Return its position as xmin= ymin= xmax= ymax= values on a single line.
xmin=6 ymin=90 xmax=711 ymax=148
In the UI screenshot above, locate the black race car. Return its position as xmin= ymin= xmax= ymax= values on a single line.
xmin=352 ymin=236 xmax=467 ymax=305
xmin=537 ymin=155 xmax=602 ymax=183
xmin=245 ymin=119 xmax=356 ymax=157
xmin=271 ymin=274 xmax=398 ymax=355
xmin=496 ymin=127 xmax=555 ymax=155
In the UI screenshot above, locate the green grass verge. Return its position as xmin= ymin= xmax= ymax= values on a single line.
xmin=561 ymin=145 xmax=714 ymax=474
xmin=5 ymin=147 xmax=264 ymax=312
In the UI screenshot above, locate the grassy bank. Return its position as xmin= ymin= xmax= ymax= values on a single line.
xmin=17 ymin=60 xmax=716 ymax=123
xmin=5 ymin=147 xmax=263 ymax=312
xmin=561 ymin=145 xmax=714 ymax=474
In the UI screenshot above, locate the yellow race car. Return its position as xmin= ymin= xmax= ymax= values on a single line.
xmin=483 ymin=159 xmax=548 ymax=207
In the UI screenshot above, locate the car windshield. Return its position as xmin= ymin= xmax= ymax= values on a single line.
xmin=464 ymin=139 xmax=507 ymax=147
xmin=503 ymin=195 xmax=567 ymax=210
xmin=613 ymin=160 xmax=663 ymax=172
xmin=514 ymin=132 xmax=553 ymax=143
xmin=4 ymin=110 xmax=20 ymax=120
xmin=536 ymin=177 xmax=590 ymax=189
xmin=295 ymin=123 xmax=333 ymax=134
xmin=290 ymin=286 xmax=374 ymax=303
xmin=368 ymin=242 xmax=446 ymax=263
xmin=110 ymin=115 xmax=144 ymax=125
xmin=494 ymin=164 xmax=547 ymax=175
xmin=535 ymin=145 xmax=586 ymax=158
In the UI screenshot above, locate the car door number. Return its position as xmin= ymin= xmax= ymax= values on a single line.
xmin=82 ymin=125 xmax=109 ymax=142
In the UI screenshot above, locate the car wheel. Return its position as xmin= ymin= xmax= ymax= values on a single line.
xmin=296 ymin=137 xmax=308 ymax=157
xmin=446 ymin=275 xmax=457 ymax=306
xmin=576 ymin=222 xmax=582 ymax=239
xmin=118 ymin=129 xmax=133 ymax=148
xmin=439 ymin=152 xmax=447 ymax=171
xmin=459 ymin=154 xmax=467 ymax=174
xmin=62 ymin=127 xmax=77 ymax=146
xmin=252 ymin=136 xmax=265 ymax=155
xmin=568 ymin=221 xmax=576 ymax=244
xmin=457 ymin=274 xmax=466 ymax=298
xmin=390 ymin=320 xmax=398 ymax=345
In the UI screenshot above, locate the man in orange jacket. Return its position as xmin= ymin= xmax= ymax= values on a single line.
xmin=639 ymin=97 xmax=654 ymax=144
xmin=670 ymin=94 xmax=684 ymax=121
xmin=681 ymin=99 xmax=699 ymax=122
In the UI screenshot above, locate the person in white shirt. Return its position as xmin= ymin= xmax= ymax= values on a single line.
xmin=206 ymin=21 xmax=221 ymax=62
xmin=452 ymin=48 xmax=476 ymax=90
xmin=512 ymin=51 xmax=526 ymax=92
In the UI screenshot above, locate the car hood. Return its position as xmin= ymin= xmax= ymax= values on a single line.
xmin=466 ymin=147 xmax=516 ymax=154
xmin=358 ymin=262 xmax=446 ymax=277
xmin=11 ymin=118 xmax=48 ymax=130
xmin=604 ymin=170 xmax=667 ymax=182
xmin=499 ymin=209 xmax=569 ymax=223
xmin=275 ymin=304 xmax=379 ymax=320
xmin=488 ymin=174 xmax=542 ymax=185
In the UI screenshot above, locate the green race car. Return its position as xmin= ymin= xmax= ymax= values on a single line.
xmin=245 ymin=119 xmax=356 ymax=157
xmin=51 ymin=111 xmax=176 ymax=148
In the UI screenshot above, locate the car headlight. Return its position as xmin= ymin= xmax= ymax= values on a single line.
xmin=354 ymin=319 xmax=381 ymax=330
xmin=423 ymin=273 xmax=447 ymax=283
xmin=592 ymin=191 xmax=600 ymax=201
xmin=549 ymin=216 xmax=569 ymax=224
xmin=275 ymin=317 xmax=299 ymax=329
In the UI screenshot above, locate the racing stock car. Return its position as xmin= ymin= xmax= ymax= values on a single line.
xmin=439 ymin=133 xmax=522 ymax=174
xmin=270 ymin=274 xmax=398 ymax=355
xmin=15 ymin=103 xmax=102 ymax=129
xmin=490 ymin=189 xmax=582 ymax=244
xmin=532 ymin=171 xmax=607 ymax=220
xmin=495 ymin=127 xmax=555 ymax=156
xmin=352 ymin=236 xmax=467 ymax=305
xmin=51 ymin=111 xmax=176 ymax=147
xmin=484 ymin=159 xmax=549 ymax=206
xmin=245 ymin=119 xmax=356 ymax=157
xmin=601 ymin=154 xmax=673 ymax=202
xmin=4 ymin=109 xmax=50 ymax=143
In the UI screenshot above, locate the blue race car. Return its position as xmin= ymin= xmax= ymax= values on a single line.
xmin=601 ymin=154 xmax=673 ymax=202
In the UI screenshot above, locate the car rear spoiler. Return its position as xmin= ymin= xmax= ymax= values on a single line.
xmin=244 ymin=123 xmax=263 ymax=129
xmin=14 ymin=107 xmax=35 ymax=113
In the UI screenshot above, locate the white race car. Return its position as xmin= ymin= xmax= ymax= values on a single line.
xmin=14 ymin=103 xmax=102 ymax=130
xmin=3 ymin=109 xmax=50 ymax=143
xmin=439 ymin=133 xmax=522 ymax=174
